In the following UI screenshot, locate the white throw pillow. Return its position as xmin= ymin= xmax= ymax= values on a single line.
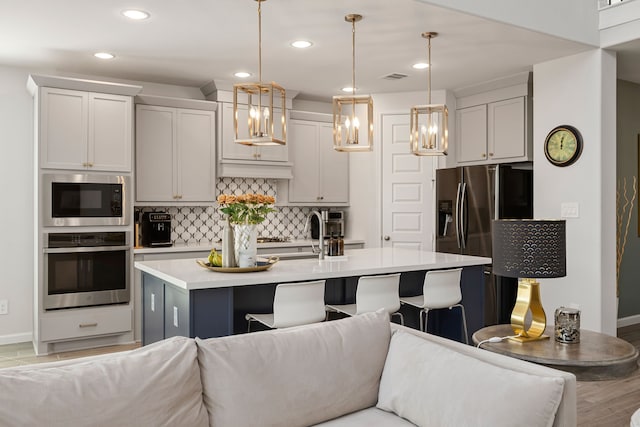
xmin=0 ymin=336 xmax=209 ymax=427
xmin=377 ymin=330 xmax=565 ymax=427
xmin=196 ymin=311 xmax=391 ymax=427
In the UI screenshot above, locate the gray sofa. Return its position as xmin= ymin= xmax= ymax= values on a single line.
xmin=0 ymin=311 xmax=576 ymax=426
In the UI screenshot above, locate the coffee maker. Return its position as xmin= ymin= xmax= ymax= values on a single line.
xmin=141 ymin=212 xmax=172 ymax=247
xmin=311 ymin=210 xmax=345 ymax=239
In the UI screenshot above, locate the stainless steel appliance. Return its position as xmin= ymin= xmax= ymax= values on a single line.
xmin=43 ymin=231 xmax=131 ymax=310
xmin=436 ymin=163 xmax=533 ymax=323
xmin=42 ymin=174 xmax=130 ymax=227
xmin=141 ymin=212 xmax=172 ymax=247
xmin=311 ymin=210 xmax=345 ymax=239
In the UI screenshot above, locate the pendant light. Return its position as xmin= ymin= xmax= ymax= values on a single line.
xmin=333 ymin=14 xmax=373 ymax=152
xmin=410 ymin=32 xmax=448 ymax=156
xmin=233 ymin=0 xmax=286 ymax=146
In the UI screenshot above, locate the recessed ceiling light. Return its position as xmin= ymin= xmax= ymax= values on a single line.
xmin=94 ymin=52 xmax=115 ymax=60
xmin=341 ymin=87 xmax=356 ymax=93
xmin=234 ymin=71 xmax=252 ymax=78
xmin=291 ymin=40 xmax=313 ymax=49
xmin=412 ymin=63 xmax=429 ymax=69
xmin=122 ymin=9 xmax=150 ymax=20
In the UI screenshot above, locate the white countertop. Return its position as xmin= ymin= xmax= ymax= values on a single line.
xmin=133 ymin=239 xmax=364 ymax=255
xmin=134 ymin=247 xmax=491 ymax=291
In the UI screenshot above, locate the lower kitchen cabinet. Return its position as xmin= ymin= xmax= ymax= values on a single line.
xmin=142 ymin=276 xmax=164 ymax=345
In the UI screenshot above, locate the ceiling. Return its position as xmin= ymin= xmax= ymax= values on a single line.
xmin=0 ymin=0 xmax=597 ymax=100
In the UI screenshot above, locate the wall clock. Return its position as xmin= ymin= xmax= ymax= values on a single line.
xmin=544 ymin=125 xmax=583 ymax=167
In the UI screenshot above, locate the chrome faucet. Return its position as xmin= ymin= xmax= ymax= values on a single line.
xmin=304 ymin=210 xmax=325 ymax=260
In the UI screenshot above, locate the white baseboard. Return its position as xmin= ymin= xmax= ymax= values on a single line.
xmin=618 ymin=314 xmax=640 ymax=328
xmin=0 ymin=332 xmax=32 ymax=346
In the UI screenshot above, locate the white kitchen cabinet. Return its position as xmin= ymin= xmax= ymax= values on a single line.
xmin=456 ymin=97 xmax=527 ymax=164
xmin=287 ymin=117 xmax=349 ymax=205
xmin=136 ymin=104 xmax=216 ymax=203
xmin=40 ymin=87 xmax=133 ymax=171
xmin=217 ymin=102 xmax=293 ymax=179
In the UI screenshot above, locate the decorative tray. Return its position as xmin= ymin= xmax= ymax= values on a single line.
xmin=196 ymin=256 xmax=279 ymax=273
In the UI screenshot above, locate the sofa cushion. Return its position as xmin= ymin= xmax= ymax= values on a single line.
xmin=0 ymin=336 xmax=209 ymax=427
xmin=377 ymin=330 xmax=565 ymax=427
xmin=313 ymin=407 xmax=416 ymax=426
xmin=196 ymin=311 xmax=391 ymax=427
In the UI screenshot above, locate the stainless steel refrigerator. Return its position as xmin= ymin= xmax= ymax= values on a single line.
xmin=435 ymin=163 xmax=533 ymax=323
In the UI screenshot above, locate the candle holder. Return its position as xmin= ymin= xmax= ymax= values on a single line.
xmin=554 ymin=307 xmax=580 ymax=344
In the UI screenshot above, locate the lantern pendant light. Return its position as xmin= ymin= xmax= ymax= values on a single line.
xmin=233 ymin=0 xmax=286 ymax=146
xmin=333 ymin=14 xmax=373 ymax=152
xmin=410 ymin=32 xmax=448 ymax=156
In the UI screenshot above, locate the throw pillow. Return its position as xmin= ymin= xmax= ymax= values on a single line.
xmin=377 ymin=330 xmax=565 ymax=427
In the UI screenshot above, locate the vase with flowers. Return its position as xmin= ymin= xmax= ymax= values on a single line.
xmin=217 ymin=193 xmax=276 ymax=268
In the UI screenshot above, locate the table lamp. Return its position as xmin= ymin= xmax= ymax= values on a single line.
xmin=492 ymin=219 xmax=566 ymax=342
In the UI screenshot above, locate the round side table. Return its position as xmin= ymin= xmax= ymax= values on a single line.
xmin=472 ymin=324 xmax=638 ymax=381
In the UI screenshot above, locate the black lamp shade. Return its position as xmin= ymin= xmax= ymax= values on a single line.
xmin=492 ymin=219 xmax=566 ymax=279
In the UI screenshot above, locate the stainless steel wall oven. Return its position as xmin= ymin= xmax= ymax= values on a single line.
xmin=43 ymin=232 xmax=131 ymax=310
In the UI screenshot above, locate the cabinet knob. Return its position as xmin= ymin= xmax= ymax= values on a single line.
xmin=384 ymin=236 xmax=391 ymax=241
xmin=82 ymin=162 xmax=88 ymax=167
xmin=489 ymin=152 xmax=494 ymax=157
xmin=482 ymin=153 xmax=487 ymax=158
xmin=88 ymin=162 xmax=94 ymax=167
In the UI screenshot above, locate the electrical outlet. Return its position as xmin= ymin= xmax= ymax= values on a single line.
xmin=0 ymin=299 xmax=8 ymax=315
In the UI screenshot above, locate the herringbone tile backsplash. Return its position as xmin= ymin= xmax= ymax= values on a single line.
xmin=138 ymin=178 xmax=315 ymax=244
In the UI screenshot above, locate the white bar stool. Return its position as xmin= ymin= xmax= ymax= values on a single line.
xmin=400 ymin=268 xmax=468 ymax=344
xmin=245 ymin=280 xmax=326 ymax=331
xmin=325 ymin=273 xmax=403 ymax=325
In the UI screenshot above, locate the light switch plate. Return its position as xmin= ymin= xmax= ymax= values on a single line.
xmin=561 ymin=202 xmax=579 ymax=218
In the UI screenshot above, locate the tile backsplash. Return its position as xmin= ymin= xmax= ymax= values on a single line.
xmin=138 ymin=177 xmax=316 ymax=244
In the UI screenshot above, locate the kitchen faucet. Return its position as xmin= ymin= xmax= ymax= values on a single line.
xmin=304 ymin=210 xmax=325 ymax=260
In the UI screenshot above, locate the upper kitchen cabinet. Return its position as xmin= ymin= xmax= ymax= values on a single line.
xmin=28 ymin=75 xmax=141 ymax=172
xmin=279 ymin=112 xmax=349 ymax=206
xmin=201 ymin=85 xmax=294 ymax=179
xmin=135 ymin=96 xmax=216 ymax=204
xmin=454 ymin=72 xmax=532 ymax=166
xmin=217 ymin=102 xmax=292 ymax=179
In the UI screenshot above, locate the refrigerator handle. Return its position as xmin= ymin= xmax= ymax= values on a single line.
xmin=455 ymin=183 xmax=462 ymax=248
xmin=460 ymin=182 xmax=467 ymax=249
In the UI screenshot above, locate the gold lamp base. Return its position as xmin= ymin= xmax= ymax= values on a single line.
xmin=509 ymin=278 xmax=549 ymax=343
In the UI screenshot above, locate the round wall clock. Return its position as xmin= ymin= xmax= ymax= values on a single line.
xmin=544 ymin=125 xmax=583 ymax=167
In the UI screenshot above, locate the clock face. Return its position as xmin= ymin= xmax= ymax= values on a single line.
xmin=544 ymin=126 xmax=582 ymax=166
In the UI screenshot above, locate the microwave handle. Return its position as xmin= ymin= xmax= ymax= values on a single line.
xmin=44 ymin=245 xmax=131 ymax=254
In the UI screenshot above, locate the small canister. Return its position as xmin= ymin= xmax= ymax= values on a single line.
xmin=554 ymin=307 xmax=580 ymax=344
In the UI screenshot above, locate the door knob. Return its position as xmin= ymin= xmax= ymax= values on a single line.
xmin=384 ymin=236 xmax=390 ymax=241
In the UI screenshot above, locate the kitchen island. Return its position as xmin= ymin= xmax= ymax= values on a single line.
xmin=135 ymin=248 xmax=491 ymax=345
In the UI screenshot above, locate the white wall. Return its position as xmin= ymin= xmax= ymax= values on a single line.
xmin=533 ymin=49 xmax=617 ymax=335
xmin=415 ymin=0 xmax=599 ymax=46
xmin=0 ymin=66 xmax=34 ymax=343
xmin=348 ymin=90 xmax=452 ymax=249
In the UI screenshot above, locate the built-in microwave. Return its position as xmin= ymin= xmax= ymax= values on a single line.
xmin=42 ymin=174 xmax=130 ymax=227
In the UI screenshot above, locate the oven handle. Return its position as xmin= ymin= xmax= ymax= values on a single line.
xmin=44 ymin=245 xmax=131 ymax=254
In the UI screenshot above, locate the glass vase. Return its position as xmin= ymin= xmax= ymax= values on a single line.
xmin=234 ymin=223 xmax=257 ymax=268
xmin=221 ymin=218 xmax=236 ymax=268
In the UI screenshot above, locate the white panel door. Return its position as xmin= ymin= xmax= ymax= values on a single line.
xmin=382 ymin=114 xmax=435 ymax=250
xmin=177 ymin=109 xmax=215 ymax=201
xmin=40 ymin=88 xmax=88 ymax=169
xmin=89 ymin=93 xmax=132 ymax=172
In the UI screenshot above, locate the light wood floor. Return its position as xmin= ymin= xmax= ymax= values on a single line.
xmin=1 ymin=327 xmax=639 ymax=426
xmin=577 ymin=324 xmax=640 ymax=427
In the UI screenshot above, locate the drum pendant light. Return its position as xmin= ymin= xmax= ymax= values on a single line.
xmin=233 ymin=0 xmax=286 ymax=146
xmin=333 ymin=14 xmax=373 ymax=152
xmin=410 ymin=32 xmax=448 ymax=156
